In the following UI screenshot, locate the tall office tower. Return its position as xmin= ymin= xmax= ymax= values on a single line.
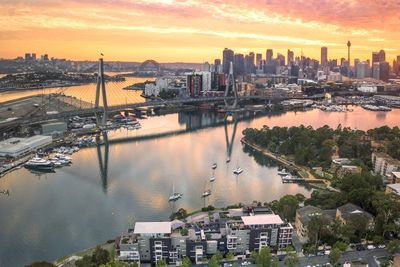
xmin=379 ymin=49 xmax=386 ymax=62
xmin=321 ymin=47 xmax=328 ymax=66
xmin=214 ymin=59 xmax=221 ymax=73
xmin=372 ymin=63 xmax=380 ymax=80
xmin=276 ymin=53 xmax=285 ymax=67
xmin=248 ymin=52 xmax=255 ymax=73
xmin=266 ymin=49 xmax=273 ymax=63
xmin=354 ymin=58 xmax=360 ymax=75
xmin=372 ymin=52 xmax=380 ymax=65
xmin=347 ymin=41 xmax=351 ymax=66
xmin=222 ymin=48 xmax=234 ymax=74
xmin=356 ymin=61 xmax=370 ymax=79
xmin=255 ymin=53 xmax=262 ymax=69
xmin=31 ymin=53 xmax=37 ymax=61
xmin=379 ymin=61 xmax=389 ymax=81
xmin=202 ymin=62 xmax=210 ymax=72
xmin=25 ymin=53 xmax=31 ymax=61
xmin=233 ymin=53 xmax=245 ymax=75
xmin=287 ymin=49 xmax=294 ymax=65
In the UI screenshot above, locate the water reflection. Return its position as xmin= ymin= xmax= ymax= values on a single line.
xmin=96 ymin=131 xmax=109 ymax=192
xmin=224 ymin=112 xmax=238 ymax=163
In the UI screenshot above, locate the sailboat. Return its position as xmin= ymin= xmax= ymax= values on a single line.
xmin=168 ymin=182 xmax=182 ymax=201
xmin=202 ymin=189 xmax=211 ymax=197
xmin=211 ymin=163 xmax=217 ymax=170
xmin=233 ymin=166 xmax=243 ymax=175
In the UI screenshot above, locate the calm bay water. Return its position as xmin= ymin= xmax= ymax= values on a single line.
xmin=1 ymin=84 xmax=400 ymax=266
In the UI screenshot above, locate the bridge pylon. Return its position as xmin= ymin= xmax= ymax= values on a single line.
xmin=224 ymin=62 xmax=238 ymax=109
xmin=95 ymin=58 xmax=108 ymax=127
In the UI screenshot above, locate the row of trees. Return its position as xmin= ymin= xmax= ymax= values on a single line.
xmin=242 ymin=125 xmax=379 ymax=168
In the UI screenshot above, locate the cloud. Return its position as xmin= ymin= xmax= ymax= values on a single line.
xmin=0 ymin=0 xmax=399 ymax=61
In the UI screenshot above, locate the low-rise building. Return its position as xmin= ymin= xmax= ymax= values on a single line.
xmin=337 ymin=165 xmax=362 ymax=178
xmin=336 ymin=203 xmax=374 ymax=229
xmin=294 ymin=206 xmax=335 ymax=242
xmin=0 ymin=135 xmax=52 ymax=158
xmin=390 ymin=172 xmax=400 ymax=184
xmin=371 ymin=152 xmax=400 ymax=179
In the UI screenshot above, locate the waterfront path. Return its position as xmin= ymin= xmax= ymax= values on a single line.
xmin=241 ymin=138 xmax=331 ymax=187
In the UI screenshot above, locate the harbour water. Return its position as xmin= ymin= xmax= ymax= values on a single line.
xmin=1 ymin=87 xmax=400 ymax=265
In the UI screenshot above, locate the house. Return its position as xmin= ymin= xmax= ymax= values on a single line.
xmin=386 ymin=183 xmax=400 ymax=196
xmin=337 ymin=165 xmax=362 ymax=178
xmin=390 ymin=172 xmax=400 ymax=184
xmin=336 ymin=204 xmax=375 ymax=229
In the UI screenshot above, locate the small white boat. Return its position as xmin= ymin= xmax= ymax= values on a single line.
xmin=202 ymin=189 xmax=211 ymax=197
xmin=210 ymin=176 xmax=215 ymax=182
xmin=211 ymin=163 xmax=217 ymax=169
xmin=168 ymin=183 xmax=182 ymax=201
xmin=277 ymin=169 xmax=288 ymax=176
xmin=169 ymin=192 xmax=183 ymax=201
xmin=233 ymin=167 xmax=243 ymax=175
xmin=226 ymin=157 xmax=231 ymax=163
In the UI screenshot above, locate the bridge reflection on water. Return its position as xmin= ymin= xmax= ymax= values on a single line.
xmin=93 ymin=110 xmax=263 ymax=193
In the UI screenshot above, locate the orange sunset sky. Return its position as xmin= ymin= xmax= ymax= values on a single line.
xmin=0 ymin=0 xmax=399 ymax=63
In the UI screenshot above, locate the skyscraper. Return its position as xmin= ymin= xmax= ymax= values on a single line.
xmin=233 ymin=53 xmax=245 ymax=75
xmin=255 ymin=53 xmax=262 ymax=69
xmin=321 ymin=47 xmax=328 ymax=66
xmin=379 ymin=61 xmax=389 ymax=82
xmin=347 ymin=41 xmax=351 ymax=66
xmin=247 ymin=52 xmax=255 ymax=74
xmin=287 ymin=50 xmax=294 ymax=65
xmin=266 ymin=49 xmax=273 ymax=63
xmin=222 ymin=48 xmax=234 ymax=74
xmin=372 ymin=52 xmax=380 ymax=65
xmin=379 ymin=50 xmax=386 ymax=62
xmin=214 ymin=59 xmax=221 ymax=73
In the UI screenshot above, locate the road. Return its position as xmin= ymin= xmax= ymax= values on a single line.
xmin=292 ymin=248 xmax=389 ymax=267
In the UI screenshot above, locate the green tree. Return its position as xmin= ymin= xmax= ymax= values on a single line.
xmin=273 ymin=195 xmax=299 ymax=222
xmin=180 ymin=228 xmax=188 ymax=236
xmin=128 ymin=262 xmax=139 ymax=267
xmin=387 ymin=240 xmax=400 ymax=255
xmin=76 ymin=255 xmax=93 ymax=267
xmin=181 ymin=257 xmax=192 ymax=267
xmin=100 ymin=261 xmax=125 ymax=267
xmin=225 ymin=251 xmax=234 ymax=260
xmin=26 ymin=262 xmax=56 ymax=267
xmin=256 ymin=247 xmax=273 ymax=267
xmin=214 ymin=251 xmax=224 ymax=261
xmin=156 ymin=259 xmax=167 ymax=267
xmin=92 ymin=247 xmax=110 ymax=266
xmin=208 ymin=255 xmax=219 ymax=267
xmin=250 ymin=250 xmax=258 ymax=260
xmin=328 ymin=248 xmax=342 ymax=265
xmin=283 ymin=246 xmax=299 ymax=267
xmin=332 ymin=241 xmax=347 ymax=252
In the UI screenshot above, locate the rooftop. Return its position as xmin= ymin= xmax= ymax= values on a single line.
xmin=134 ymin=222 xmax=171 ymax=234
xmin=241 ymin=214 xmax=283 ymax=225
xmin=392 ymin=172 xmax=400 ymax=179
xmin=387 ymin=183 xmax=400 ymax=194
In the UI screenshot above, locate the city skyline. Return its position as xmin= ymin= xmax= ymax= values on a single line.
xmin=0 ymin=0 xmax=399 ymax=62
